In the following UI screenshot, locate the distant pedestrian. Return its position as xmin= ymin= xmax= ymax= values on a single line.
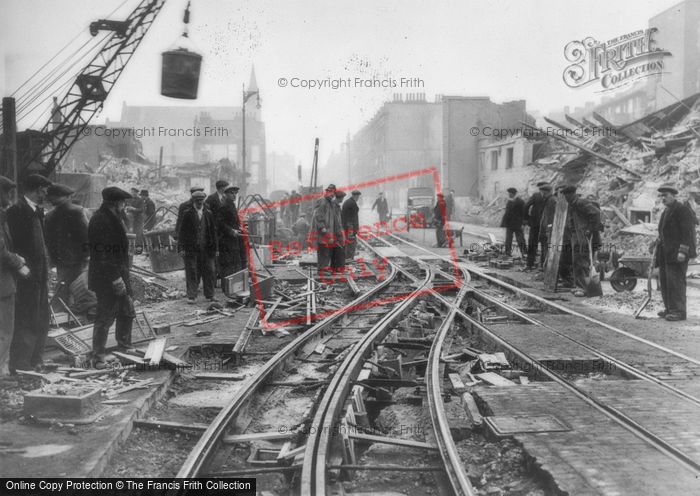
xmin=0 ymin=176 xmax=29 ymax=375
xmin=141 ymin=190 xmax=156 ymax=231
xmin=523 ymin=182 xmax=548 ymax=270
xmin=88 ymin=187 xmax=135 ymax=368
xmin=342 ymin=190 xmax=361 ymax=260
xmin=7 ymin=174 xmax=52 ymax=373
xmin=290 ymin=190 xmax=302 ymax=224
xmin=655 ymin=185 xmax=696 ymax=321
xmin=434 ymin=194 xmax=448 ymax=247
xmin=445 ymin=190 xmax=456 ymax=221
xmin=500 ymin=187 xmax=526 ymax=258
xmin=178 ymin=191 xmax=218 ymax=303
xmin=372 ymin=192 xmax=390 ymax=223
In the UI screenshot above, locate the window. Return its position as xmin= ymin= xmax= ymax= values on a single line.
xmin=491 ymin=150 xmax=498 ymax=170
xmin=479 ymin=152 xmax=485 ymax=171
xmin=506 ymin=148 xmax=514 ymax=169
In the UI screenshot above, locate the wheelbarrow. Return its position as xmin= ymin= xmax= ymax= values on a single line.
xmin=609 ymin=255 xmax=653 ymax=292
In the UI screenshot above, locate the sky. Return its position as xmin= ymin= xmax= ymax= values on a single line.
xmin=0 ymin=0 xmax=686 ymax=168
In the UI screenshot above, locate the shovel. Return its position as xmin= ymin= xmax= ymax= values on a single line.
xmin=584 ymin=235 xmax=603 ymax=297
xmin=634 ymin=243 xmax=657 ymax=319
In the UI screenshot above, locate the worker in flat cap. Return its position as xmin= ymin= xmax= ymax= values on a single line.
xmin=312 ymin=183 xmax=345 ymax=277
xmin=46 ymin=184 xmax=90 ymax=301
xmin=0 ymin=176 xmax=30 ymax=375
xmin=87 ymin=187 xmax=135 ymax=368
xmin=654 ymin=185 xmax=696 ymax=321
xmin=206 ymin=180 xmax=229 ymax=218
xmin=217 ymin=184 xmax=244 ymax=286
xmin=434 ymin=193 xmax=449 ymax=248
xmin=178 ymin=190 xmax=218 ymax=303
xmin=126 ymin=187 xmax=145 ymax=248
xmin=140 ymin=190 xmax=156 ymax=231
xmin=538 ymin=184 xmax=556 ymax=269
xmin=500 ymin=187 xmax=526 ymax=260
xmin=372 ymin=191 xmax=390 ymax=223
xmin=6 ymin=174 xmax=52 ymax=373
xmin=342 ymin=190 xmax=361 ymax=260
xmin=174 ymin=186 xmax=206 ymax=240
xmin=524 ymin=183 xmax=549 ymax=271
xmin=560 ymin=185 xmax=603 ymax=293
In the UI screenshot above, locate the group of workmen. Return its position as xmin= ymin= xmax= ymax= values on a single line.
xmin=497 ymin=182 xmax=695 ymax=321
xmin=174 ymin=180 xmax=247 ymax=304
xmin=0 ymin=174 xmax=141 ymax=371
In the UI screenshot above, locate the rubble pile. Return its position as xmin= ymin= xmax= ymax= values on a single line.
xmin=129 ymin=273 xmax=183 ymax=303
xmin=482 ymin=94 xmax=700 ymax=258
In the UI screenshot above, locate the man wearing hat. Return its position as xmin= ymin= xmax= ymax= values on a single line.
xmin=342 ymin=190 xmax=361 ymax=260
xmin=88 ymin=187 xmax=135 ymax=367
xmin=655 ymin=185 xmax=696 ymax=321
xmin=141 ymin=190 xmax=156 ymax=231
xmin=538 ymin=184 xmax=556 ymax=268
xmin=0 ymin=176 xmax=29 ymax=375
xmin=45 ymin=184 xmax=89 ymax=289
xmin=313 ymin=184 xmax=345 ymax=274
xmin=500 ymin=187 xmax=526 ymax=259
xmin=445 ymin=189 xmax=456 ymax=221
xmin=206 ymin=180 xmax=229 ymax=218
xmin=523 ymin=182 xmax=549 ymax=270
xmin=289 ymin=190 xmax=302 ymax=224
xmin=216 ymin=185 xmax=243 ymax=283
xmin=293 ymin=213 xmax=311 ymax=250
xmin=7 ymin=174 xmax=52 ymax=372
xmin=178 ymin=190 xmax=218 ymax=303
xmin=561 ymin=185 xmax=603 ymax=290
xmin=174 ymin=186 xmax=205 ymax=240
xmin=372 ymin=192 xmax=390 ymax=223
xmin=434 ymin=193 xmax=448 ymax=247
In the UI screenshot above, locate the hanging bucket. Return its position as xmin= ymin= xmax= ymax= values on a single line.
xmin=161 ymin=48 xmax=202 ymax=99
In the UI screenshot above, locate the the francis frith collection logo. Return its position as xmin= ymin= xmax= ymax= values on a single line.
xmin=563 ymin=28 xmax=672 ymax=91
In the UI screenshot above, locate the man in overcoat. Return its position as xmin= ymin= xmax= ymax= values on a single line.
xmin=655 ymin=185 xmax=696 ymax=321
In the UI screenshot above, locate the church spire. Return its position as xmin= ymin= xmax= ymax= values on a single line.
xmin=248 ymin=65 xmax=258 ymax=94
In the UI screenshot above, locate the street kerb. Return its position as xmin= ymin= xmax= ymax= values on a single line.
xmin=238 ymin=166 xmax=463 ymax=330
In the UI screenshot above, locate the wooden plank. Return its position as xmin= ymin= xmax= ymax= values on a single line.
xmin=69 ymin=369 xmax=112 ymax=379
xmin=609 ymin=205 xmax=632 ymax=226
xmin=143 ymin=340 xmax=156 ymax=361
xmin=222 ymin=431 xmax=295 ymax=444
xmin=448 ymin=373 xmax=466 ymax=393
xmin=102 ymin=399 xmax=129 ymax=405
xmin=112 ymin=351 xmax=146 ymax=365
xmin=134 ymin=419 xmax=208 ymax=433
xmin=161 ymin=352 xmax=190 ymax=367
xmin=328 ymin=464 xmax=443 ymax=472
xmin=461 ymin=392 xmax=483 ymax=426
xmin=346 ymin=275 xmax=360 ymax=296
xmin=543 ymin=196 xmax=568 ymax=292
xmin=277 ymin=444 xmax=305 ymax=460
xmin=148 ymin=338 xmax=167 ymax=365
xmin=348 ymin=432 xmax=438 ymax=451
xmin=475 ymin=372 xmax=516 ymax=387
xmin=193 ymin=372 xmax=245 ymax=381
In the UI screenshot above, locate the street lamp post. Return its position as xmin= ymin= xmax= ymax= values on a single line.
xmin=241 ymin=83 xmax=260 ymax=198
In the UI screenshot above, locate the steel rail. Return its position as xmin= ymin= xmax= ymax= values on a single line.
xmin=385 ymin=232 xmax=700 ymax=367
xmin=425 ymin=264 xmax=476 ymax=496
xmin=302 ymin=243 xmax=432 ymax=495
xmin=386 ymin=233 xmax=700 ymax=475
xmin=176 ymin=260 xmax=399 ymax=478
